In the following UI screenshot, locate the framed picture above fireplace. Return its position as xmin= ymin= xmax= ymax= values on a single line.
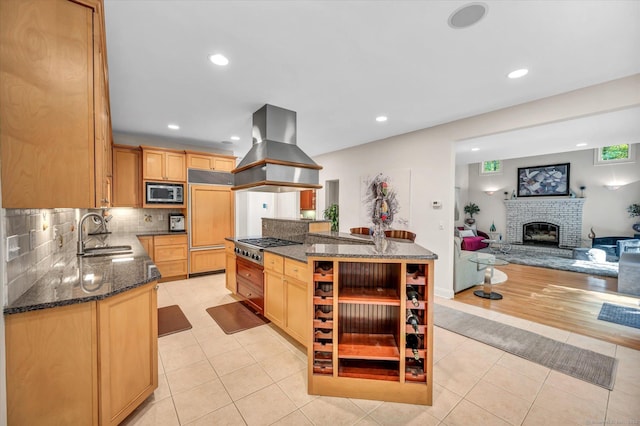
xmin=517 ymin=163 xmax=570 ymax=197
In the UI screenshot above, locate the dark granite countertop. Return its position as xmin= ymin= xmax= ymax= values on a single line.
xmin=307 ymin=241 xmax=438 ymax=260
xmin=4 ymin=233 xmax=161 ymax=315
xmin=263 ymin=218 xmax=330 ymax=223
xmin=264 ymin=244 xmax=310 ymax=263
xmin=135 ymin=231 xmax=187 ymax=237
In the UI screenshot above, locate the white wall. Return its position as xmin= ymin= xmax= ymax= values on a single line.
xmin=461 ymin=147 xmax=640 ymax=243
xmin=315 ymin=74 xmax=640 ymax=299
xmin=236 ymin=192 xmax=299 ymax=237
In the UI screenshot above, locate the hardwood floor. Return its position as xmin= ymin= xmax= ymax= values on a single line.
xmin=454 ymin=262 xmax=640 ymax=351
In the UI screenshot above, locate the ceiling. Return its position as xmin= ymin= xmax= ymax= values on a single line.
xmin=103 ymin=1 xmax=640 ymax=164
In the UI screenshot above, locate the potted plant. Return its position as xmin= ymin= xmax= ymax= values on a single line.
xmin=628 ymin=203 xmax=640 ymax=232
xmin=323 ymin=203 xmax=339 ymax=232
xmin=463 ymin=202 xmax=480 ymax=225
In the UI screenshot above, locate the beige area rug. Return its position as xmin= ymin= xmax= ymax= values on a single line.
xmin=487 ymin=268 xmax=508 ymax=284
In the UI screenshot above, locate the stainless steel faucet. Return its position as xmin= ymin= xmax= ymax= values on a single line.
xmin=77 ymin=212 xmax=105 ymax=256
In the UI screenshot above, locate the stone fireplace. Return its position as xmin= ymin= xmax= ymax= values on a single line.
xmin=505 ymin=198 xmax=585 ymax=248
xmin=523 ymin=222 xmax=559 ymax=246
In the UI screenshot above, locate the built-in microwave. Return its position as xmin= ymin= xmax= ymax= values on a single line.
xmin=145 ymin=182 xmax=184 ymax=204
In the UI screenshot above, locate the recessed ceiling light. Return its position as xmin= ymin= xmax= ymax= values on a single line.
xmin=448 ymin=2 xmax=488 ymax=29
xmin=167 ymin=124 xmax=180 ymax=130
xmin=375 ymin=116 xmax=388 ymax=122
xmin=230 ymin=135 xmax=240 ymax=141
xmin=471 ymin=147 xmax=480 ymax=151
xmin=507 ymin=68 xmax=529 ymax=79
xmin=576 ymin=143 xmax=588 ymax=147
xmin=208 ymin=54 xmax=229 ymax=66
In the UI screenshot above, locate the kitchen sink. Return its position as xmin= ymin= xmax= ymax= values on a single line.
xmin=81 ymin=245 xmax=133 ymax=257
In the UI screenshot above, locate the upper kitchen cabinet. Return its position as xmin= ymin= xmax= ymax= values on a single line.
xmin=141 ymin=146 xmax=186 ymax=182
xmin=112 ymin=145 xmax=141 ymax=207
xmin=186 ymin=151 xmax=236 ymax=172
xmin=0 ymin=0 xmax=113 ymax=208
xmin=300 ymin=190 xmax=316 ymax=211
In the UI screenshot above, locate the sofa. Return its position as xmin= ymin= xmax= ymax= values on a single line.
xmin=453 ymin=236 xmax=495 ymax=293
xmin=592 ymin=236 xmax=637 ymax=258
xmin=456 ymin=227 xmax=490 ymax=251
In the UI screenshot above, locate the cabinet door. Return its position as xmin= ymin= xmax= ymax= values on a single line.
xmin=142 ymin=149 xmax=165 ymax=181
xmin=113 ymin=146 xmax=141 ymax=207
xmin=190 ymin=248 xmax=225 ymax=274
xmin=187 ymin=153 xmax=215 ymax=170
xmin=265 ymin=271 xmax=285 ymax=328
xmin=300 ymin=190 xmax=315 ymax=210
xmin=225 ymin=241 xmax=236 ymax=293
xmin=165 ymin=151 xmax=186 ymax=182
xmin=190 ymin=185 xmax=233 ymax=247
xmin=154 ymin=244 xmax=188 ymax=262
xmin=213 ymin=156 xmax=235 ymax=171
xmin=98 ymin=282 xmax=158 ymax=426
xmin=5 ymin=303 xmax=98 ymax=425
xmin=286 ymin=277 xmax=308 ymax=345
xmin=0 ymin=0 xmax=101 ymax=208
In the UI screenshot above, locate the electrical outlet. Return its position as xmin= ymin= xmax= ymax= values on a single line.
xmin=157 ymin=214 xmax=164 ymax=221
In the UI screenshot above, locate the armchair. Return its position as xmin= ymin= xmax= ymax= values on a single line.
xmin=453 ymin=236 xmax=495 ymax=293
xmin=456 ymin=227 xmax=490 ymax=251
xmin=592 ymin=236 xmax=635 ymax=258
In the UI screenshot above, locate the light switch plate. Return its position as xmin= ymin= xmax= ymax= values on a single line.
xmin=6 ymin=235 xmax=19 ymax=262
xmin=29 ymin=229 xmax=37 ymax=251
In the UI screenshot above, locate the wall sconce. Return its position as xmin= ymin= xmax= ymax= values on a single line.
xmin=604 ymin=184 xmax=621 ymax=191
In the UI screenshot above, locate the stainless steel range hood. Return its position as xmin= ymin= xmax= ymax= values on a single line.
xmin=231 ymin=104 xmax=322 ymax=192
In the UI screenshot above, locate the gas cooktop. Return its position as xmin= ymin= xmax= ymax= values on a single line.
xmin=237 ymin=237 xmax=302 ymax=248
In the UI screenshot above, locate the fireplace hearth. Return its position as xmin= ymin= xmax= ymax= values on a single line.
xmin=523 ymin=222 xmax=559 ymax=246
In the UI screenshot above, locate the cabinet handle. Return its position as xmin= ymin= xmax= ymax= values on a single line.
xmin=246 ymin=273 xmax=251 ymax=277
xmin=154 ymin=285 xmax=159 ymax=291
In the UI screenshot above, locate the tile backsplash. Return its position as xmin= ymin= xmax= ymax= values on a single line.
xmin=3 ymin=207 xmax=182 ymax=305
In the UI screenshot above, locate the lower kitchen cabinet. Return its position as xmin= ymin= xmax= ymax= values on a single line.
xmin=5 ymin=281 xmax=158 ymax=425
xmin=154 ymin=234 xmax=188 ymax=281
xmin=98 ymin=282 xmax=158 ymax=425
xmin=190 ymin=248 xmax=225 ymax=274
xmin=264 ymin=252 xmax=309 ymax=346
xmin=225 ymin=240 xmax=236 ymax=292
xmin=138 ymin=236 xmax=154 ymax=260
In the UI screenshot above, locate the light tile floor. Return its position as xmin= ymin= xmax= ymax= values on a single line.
xmin=122 ymin=274 xmax=640 ymax=426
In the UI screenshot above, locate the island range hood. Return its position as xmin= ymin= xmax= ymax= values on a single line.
xmin=231 ymin=104 xmax=322 ymax=192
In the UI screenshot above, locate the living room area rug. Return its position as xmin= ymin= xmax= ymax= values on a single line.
xmin=158 ymin=305 xmax=192 ymax=337
xmin=434 ymin=304 xmax=618 ymax=390
xmin=206 ymin=302 xmax=270 ymax=334
xmin=597 ymin=303 xmax=640 ymax=329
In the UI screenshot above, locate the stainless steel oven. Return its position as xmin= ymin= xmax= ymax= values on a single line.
xmin=233 ymin=238 xmax=301 ymax=314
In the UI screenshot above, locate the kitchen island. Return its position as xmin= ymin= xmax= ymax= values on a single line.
xmin=4 ymin=233 xmax=162 ymax=425
xmin=226 ymin=228 xmax=437 ymax=405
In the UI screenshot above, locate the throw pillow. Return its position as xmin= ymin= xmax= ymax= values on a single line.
xmin=459 ymin=230 xmax=475 ymax=238
xmin=464 ymin=224 xmax=478 ymax=236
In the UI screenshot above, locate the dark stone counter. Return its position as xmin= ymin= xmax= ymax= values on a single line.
xmin=4 ymin=233 xmax=161 ymax=315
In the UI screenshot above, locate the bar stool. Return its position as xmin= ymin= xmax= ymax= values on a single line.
xmin=350 ymin=227 xmax=371 ymax=235
xmin=384 ymin=230 xmax=416 ymax=242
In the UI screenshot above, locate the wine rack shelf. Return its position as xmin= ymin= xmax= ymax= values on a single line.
xmin=307 ymin=257 xmax=434 ymax=405
xmin=338 ymin=333 xmax=400 ymax=360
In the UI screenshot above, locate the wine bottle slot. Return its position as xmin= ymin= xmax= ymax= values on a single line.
xmin=406 ymin=333 xmax=422 ymax=361
xmin=406 ymin=285 xmax=420 ymax=307
xmin=406 ymin=309 xmax=420 ymax=333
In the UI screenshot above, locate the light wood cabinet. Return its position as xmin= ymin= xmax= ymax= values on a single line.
xmin=186 ymin=151 xmax=236 ymax=172
xmin=300 ymin=190 xmax=316 ymax=211
xmin=190 ymin=185 xmax=233 ymax=248
xmin=190 ymin=248 xmax=225 ymax=274
xmin=5 ymin=302 xmax=98 ymax=425
xmin=113 ymin=145 xmax=142 ymax=207
xmin=5 ymin=281 xmax=158 ymax=425
xmin=263 ymin=252 xmax=308 ymax=346
xmin=154 ymin=234 xmax=188 ymax=281
xmin=225 ymin=240 xmax=237 ymax=293
xmin=138 ymin=236 xmax=154 ymax=260
xmin=98 ymin=282 xmax=158 ymax=425
xmin=0 ymin=0 xmax=113 ymax=208
xmin=141 ymin=146 xmax=186 ymax=182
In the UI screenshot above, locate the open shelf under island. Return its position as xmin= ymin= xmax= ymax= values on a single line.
xmin=306 ymin=241 xmax=437 ymax=406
